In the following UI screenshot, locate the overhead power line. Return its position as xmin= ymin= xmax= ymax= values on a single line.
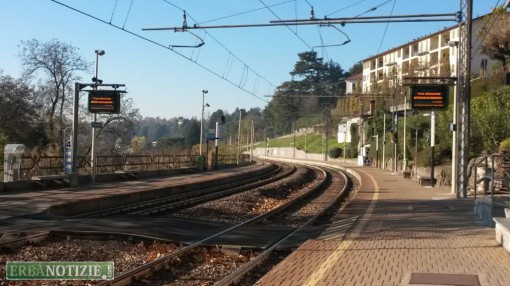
xmin=159 ymin=1 xmax=276 ymax=95
xmin=376 ymin=0 xmax=398 ymax=54
xmin=146 ymin=13 xmax=458 ymax=31
xmin=327 ymin=0 xmax=368 ymax=17
xmin=198 ymin=0 xmax=294 ymax=25
xmin=258 ymin=0 xmax=314 ymax=50
xmin=49 ymin=0 xmax=274 ymax=103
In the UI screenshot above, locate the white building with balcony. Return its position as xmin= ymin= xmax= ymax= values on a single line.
xmin=345 ymin=73 xmax=362 ymax=95
xmin=361 ymin=15 xmax=497 ymax=93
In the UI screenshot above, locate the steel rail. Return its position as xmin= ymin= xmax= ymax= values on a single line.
xmin=132 ymin=165 xmax=296 ymax=215
xmin=96 ymin=165 xmax=330 ymax=286
xmin=71 ymin=163 xmax=284 ymax=217
xmin=0 ymin=232 xmax=50 ymax=249
xmin=215 ymin=166 xmax=350 ymax=286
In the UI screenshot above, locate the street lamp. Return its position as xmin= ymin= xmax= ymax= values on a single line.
xmin=414 ymin=128 xmax=420 ymax=180
xmin=373 ymin=134 xmax=379 ymax=168
xmin=423 ymin=111 xmax=436 ymax=186
xmin=402 ymin=92 xmax=408 ymax=171
xmin=199 ymin=89 xmax=209 ymax=169
xmin=449 ymin=39 xmax=459 ymax=195
xmin=91 ymin=49 xmax=105 ymax=183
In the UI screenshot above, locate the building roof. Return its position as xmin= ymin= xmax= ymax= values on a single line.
xmin=345 ymin=73 xmax=362 ymax=82
xmin=360 ymin=14 xmax=487 ymax=62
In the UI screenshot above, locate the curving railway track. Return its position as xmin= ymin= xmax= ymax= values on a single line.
xmin=0 ymin=161 xmax=357 ymax=286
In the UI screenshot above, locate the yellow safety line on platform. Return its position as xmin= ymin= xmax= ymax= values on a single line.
xmin=302 ymin=168 xmax=380 ymax=286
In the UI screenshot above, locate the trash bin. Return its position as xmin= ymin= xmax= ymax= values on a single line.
xmin=3 ymin=144 xmax=25 ymax=182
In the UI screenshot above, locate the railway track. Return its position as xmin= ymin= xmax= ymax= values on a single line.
xmin=72 ymin=162 xmax=293 ymax=217
xmin=95 ymin=164 xmax=351 ymax=286
xmin=0 ymin=162 xmax=356 ymax=286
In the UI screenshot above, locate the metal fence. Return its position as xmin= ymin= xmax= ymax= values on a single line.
xmin=1 ymin=153 xmax=250 ymax=181
xmin=472 ymin=153 xmax=510 ymax=199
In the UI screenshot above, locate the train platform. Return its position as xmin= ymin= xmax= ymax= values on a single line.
xmin=0 ymin=163 xmax=266 ymax=221
xmin=256 ymin=164 xmax=510 ymax=286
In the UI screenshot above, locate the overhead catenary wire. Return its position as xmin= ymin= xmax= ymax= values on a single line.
xmin=327 ymin=0 xmax=368 ymax=17
xmin=269 ymin=13 xmax=457 ymax=23
xmin=376 ymin=0 xmax=397 ymax=54
xmin=197 ymin=0 xmax=294 ymax=25
xmin=258 ymin=0 xmax=314 ymax=50
xmin=156 ymin=15 xmax=458 ymax=31
xmin=303 ymin=0 xmax=330 ymax=59
xmin=312 ymin=24 xmax=351 ymax=50
xmin=122 ymin=0 xmax=135 ymax=29
xmin=316 ymin=25 xmax=329 ymax=60
xmin=109 ymin=0 xmax=119 ymax=24
xmin=190 ymin=31 xmax=205 ymax=62
xmin=49 ymin=0 xmax=271 ymax=103
xmin=338 ymin=0 xmax=394 ymax=24
xmin=159 ymin=1 xmax=276 ymax=95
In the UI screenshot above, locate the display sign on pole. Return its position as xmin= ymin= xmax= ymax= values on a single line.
xmin=88 ymin=90 xmax=121 ymax=114
xmin=410 ymin=85 xmax=449 ymax=110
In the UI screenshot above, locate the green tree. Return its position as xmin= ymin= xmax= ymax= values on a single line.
xmin=264 ymin=51 xmax=348 ymax=135
xmin=479 ymin=7 xmax=510 ymax=66
xmin=471 ymin=86 xmax=510 ymax=154
xmin=156 ymin=136 xmax=186 ymax=153
xmin=348 ymin=61 xmax=363 ymax=75
xmin=0 ymin=73 xmax=48 ymax=148
xmin=347 ymin=123 xmax=359 ymax=157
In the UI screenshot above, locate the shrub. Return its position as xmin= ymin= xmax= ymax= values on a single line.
xmin=328 ymin=147 xmax=343 ymax=158
xmin=499 ymin=138 xmax=510 ymax=153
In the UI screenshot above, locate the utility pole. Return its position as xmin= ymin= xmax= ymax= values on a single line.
xmin=91 ymin=49 xmax=105 ymax=183
xmin=415 ymin=128 xmax=419 ymax=179
xmin=382 ymin=113 xmax=386 ymax=169
xmin=236 ymin=110 xmax=241 ymax=165
xmin=455 ymin=0 xmax=473 ymax=198
xmin=215 ymin=121 xmax=219 ymax=169
xmin=403 ymin=93 xmax=408 ymax=171
xmin=250 ymin=120 xmax=254 ymax=162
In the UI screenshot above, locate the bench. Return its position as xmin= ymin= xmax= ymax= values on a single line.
xmin=114 ymin=170 xmax=139 ymax=180
xmin=31 ymin=174 xmax=68 ymax=187
xmin=403 ymin=171 xmax=412 ymax=179
xmin=417 ymin=176 xmax=436 ymax=186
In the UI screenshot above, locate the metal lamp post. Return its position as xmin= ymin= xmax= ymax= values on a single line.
xmin=373 ymin=134 xmax=379 ymax=168
xmin=343 ymin=128 xmax=346 ymax=162
xmin=414 ymin=128 xmax=420 ymax=180
xmin=424 ymin=112 xmax=436 ymax=186
xmin=382 ymin=113 xmax=386 ymax=170
xmin=199 ymin=89 xmax=208 ymax=169
xmin=91 ymin=49 xmax=105 ymax=183
xmin=402 ymin=92 xmax=408 ymax=171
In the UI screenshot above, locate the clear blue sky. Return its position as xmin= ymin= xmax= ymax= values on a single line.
xmin=0 ymin=0 xmax=495 ymax=119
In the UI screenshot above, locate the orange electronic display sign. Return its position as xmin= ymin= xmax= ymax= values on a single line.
xmin=410 ymin=85 xmax=449 ymax=110
xmin=88 ymin=90 xmax=121 ymax=114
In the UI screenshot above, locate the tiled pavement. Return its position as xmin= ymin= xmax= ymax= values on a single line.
xmin=256 ymin=165 xmax=510 ymax=286
xmin=3 ymin=161 xmax=510 ymax=285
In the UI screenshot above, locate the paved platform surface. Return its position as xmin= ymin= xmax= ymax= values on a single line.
xmin=256 ymin=164 xmax=510 ymax=286
xmin=0 ymin=164 xmax=264 ymax=221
